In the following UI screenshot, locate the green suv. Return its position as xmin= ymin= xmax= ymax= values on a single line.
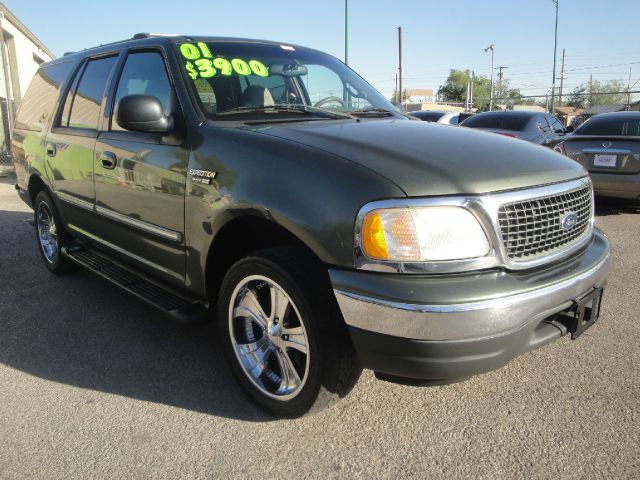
xmin=12 ymin=34 xmax=610 ymax=417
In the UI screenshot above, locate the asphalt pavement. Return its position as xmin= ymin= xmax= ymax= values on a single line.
xmin=0 ymin=176 xmax=638 ymax=479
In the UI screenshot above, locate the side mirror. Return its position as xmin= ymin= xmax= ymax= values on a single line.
xmin=115 ymin=94 xmax=173 ymax=133
xmin=565 ymin=125 xmax=574 ymax=133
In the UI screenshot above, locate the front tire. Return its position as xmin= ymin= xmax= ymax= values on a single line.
xmin=218 ymin=247 xmax=361 ymax=418
xmin=34 ymin=190 xmax=74 ymax=274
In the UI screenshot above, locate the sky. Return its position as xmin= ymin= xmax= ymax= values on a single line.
xmin=8 ymin=0 xmax=640 ymax=101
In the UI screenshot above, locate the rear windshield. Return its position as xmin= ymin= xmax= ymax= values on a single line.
xmin=461 ymin=113 xmax=531 ymax=131
xmin=574 ymin=115 xmax=640 ymax=136
xmin=411 ymin=111 xmax=445 ymax=122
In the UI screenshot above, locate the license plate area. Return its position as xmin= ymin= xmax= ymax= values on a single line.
xmin=557 ymin=288 xmax=604 ymax=339
xmin=593 ymin=154 xmax=617 ymax=168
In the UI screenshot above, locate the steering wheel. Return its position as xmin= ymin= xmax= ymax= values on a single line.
xmin=314 ymin=96 xmax=347 ymax=108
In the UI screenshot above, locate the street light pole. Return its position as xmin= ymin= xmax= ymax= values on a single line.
xmin=344 ymin=0 xmax=348 ymax=65
xmin=550 ymin=0 xmax=559 ymax=114
xmin=398 ymin=27 xmax=403 ymax=108
xmin=484 ymin=44 xmax=495 ymax=111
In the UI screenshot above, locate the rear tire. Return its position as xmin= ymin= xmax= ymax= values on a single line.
xmin=34 ymin=190 xmax=74 ymax=275
xmin=217 ymin=247 xmax=361 ymax=418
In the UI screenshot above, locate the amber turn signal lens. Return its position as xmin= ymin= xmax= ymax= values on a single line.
xmin=362 ymin=212 xmax=388 ymax=259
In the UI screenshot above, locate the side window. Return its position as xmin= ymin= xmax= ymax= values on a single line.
xmin=64 ymin=56 xmax=117 ymax=130
xmin=14 ymin=61 xmax=73 ymax=131
xmin=549 ymin=116 xmax=564 ymax=133
xmin=537 ymin=116 xmax=551 ymax=133
xmin=112 ymin=51 xmax=171 ymax=131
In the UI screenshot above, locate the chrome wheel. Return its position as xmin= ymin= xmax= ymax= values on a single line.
xmin=228 ymin=275 xmax=310 ymax=401
xmin=36 ymin=202 xmax=58 ymax=264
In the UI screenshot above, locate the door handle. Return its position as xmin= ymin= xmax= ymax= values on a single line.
xmin=100 ymin=151 xmax=117 ymax=170
xmin=45 ymin=144 xmax=56 ymax=157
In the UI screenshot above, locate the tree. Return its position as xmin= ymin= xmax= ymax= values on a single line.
xmin=565 ymin=80 xmax=627 ymax=109
xmin=566 ymin=86 xmax=587 ymax=109
xmin=589 ymin=79 xmax=627 ymax=106
xmin=437 ymin=69 xmax=492 ymax=109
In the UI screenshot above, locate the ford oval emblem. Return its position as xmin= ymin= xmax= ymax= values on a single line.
xmin=561 ymin=212 xmax=578 ymax=230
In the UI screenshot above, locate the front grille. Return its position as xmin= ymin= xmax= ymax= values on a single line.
xmin=497 ymin=183 xmax=592 ymax=261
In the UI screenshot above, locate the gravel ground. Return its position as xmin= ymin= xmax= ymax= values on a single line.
xmin=0 ymin=176 xmax=638 ymax=479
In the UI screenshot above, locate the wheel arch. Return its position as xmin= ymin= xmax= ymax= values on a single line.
xmin=204 ymin=214 xmax=326 ymax=304
xmin=27 ymin=174 xmax=51 ymax=204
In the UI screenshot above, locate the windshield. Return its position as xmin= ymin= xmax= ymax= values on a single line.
xmin=574 ymin=115 xmax=640 ymax=136
xmin=461 ymin=113 xmax=531 ymax=131
xmin=177 ymin=41 xmax=396 ymax=118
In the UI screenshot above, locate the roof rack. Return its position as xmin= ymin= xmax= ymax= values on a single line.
xmin=132 ymin=33 xmax=186 ymax=39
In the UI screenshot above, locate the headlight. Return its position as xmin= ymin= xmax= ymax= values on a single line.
xmin=360 ymin=206 xmax=490 ymax=262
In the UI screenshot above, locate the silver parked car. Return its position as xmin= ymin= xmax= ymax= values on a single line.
xmin=555 ymin=112 xmax=640 ymax=200
xmin=409 ymin=110 xmax=460 ymax=125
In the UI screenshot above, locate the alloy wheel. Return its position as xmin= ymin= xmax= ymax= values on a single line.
xmin=36 ymin=202 xmax=58 ymax=264
xmin=228 ymin=275 xmax=310 ymax=401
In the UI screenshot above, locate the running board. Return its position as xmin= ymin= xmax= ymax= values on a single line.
xmin=62 ymin=244 xmax=209 ymax=322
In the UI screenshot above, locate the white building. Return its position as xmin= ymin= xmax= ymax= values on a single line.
xmin=0 ymin=2 xmax=53 ymax=167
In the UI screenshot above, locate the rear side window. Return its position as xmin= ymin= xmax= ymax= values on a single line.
xmin=111 ymin=51 xmax=171 ymax=131
xmin=14 ymin=62 xmax=73 ymax=131
xmin=462 ymin=114 xmax=530 ymax=131
xmin=575 ymin=116 xmax=640 ymax=136
xmin=536 ymin=116 xmax=551 ymax=133
xmin=61 ymin=56 xmax=117 ymax=130
xmin=547 ymin=116 xmax=565 ymax=133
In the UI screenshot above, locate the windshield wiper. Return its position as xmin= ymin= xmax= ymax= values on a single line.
xmin=349 ymin=108 xmax=396 ymax=118
xmin=217 ymin=104 xmax=357 ymax=120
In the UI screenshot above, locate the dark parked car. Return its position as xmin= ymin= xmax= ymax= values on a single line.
xmin=461 ymin=111 xmax=568 ymax=147
xmin=12 ymin=34 xmax=609 ymax=417
xmin=555 ymin=111 xmax=640 ymax=200
xmin=409 ymin=110 xmax=460 ymax=125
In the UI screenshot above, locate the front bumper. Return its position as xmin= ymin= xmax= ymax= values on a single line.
xmin=331 ymin=228 xmax=610 ymax=381
xmin=590 ymin=171 xmax=640 ymax=200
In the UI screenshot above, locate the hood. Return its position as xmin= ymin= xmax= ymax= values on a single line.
xmin=246 ymin=118 xmax=586 ymax=197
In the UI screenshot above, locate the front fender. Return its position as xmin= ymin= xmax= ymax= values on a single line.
xmin=183 ymin=125 xmax=405 ymax=295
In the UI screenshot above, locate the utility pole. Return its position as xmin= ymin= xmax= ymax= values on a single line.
xmin=394 ymin=73 xmax=398 ymax=103
xmin=627 ymin=67 xmax=633 ymax=106
xmin=470 ymin=70 xmax=475 ymax=111
xmin=398 ymin=27 xmax=403 ymax=108
xmin=550 ymin=0 xmax=559 ymax=114
xmin=589 ymin=74 xmax=593 ymax=108
xmin=344 ymin=0 xmax=348 ymax=65
xmin=558 ymin=48 xmax=566 ymax=106
xmin=465 ymin=81 xmax=470 ymax=111
xmin=495 ymin=66 xmax=509 ymax=106
xmin=484 ymin=44 xmax=495 ymax=111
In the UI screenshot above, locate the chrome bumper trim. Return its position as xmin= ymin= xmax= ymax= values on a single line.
xmin=334 ymin=246 xmax=610 ymax=341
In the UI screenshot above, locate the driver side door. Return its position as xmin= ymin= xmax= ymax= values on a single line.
xmin=92 ymin=48 xmax=189 ymax=287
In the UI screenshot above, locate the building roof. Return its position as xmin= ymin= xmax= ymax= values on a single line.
xmin=0 ymin=2 xmax=54 ymax=58
xmin=583 ymin=104 xmax=626 ymax=115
